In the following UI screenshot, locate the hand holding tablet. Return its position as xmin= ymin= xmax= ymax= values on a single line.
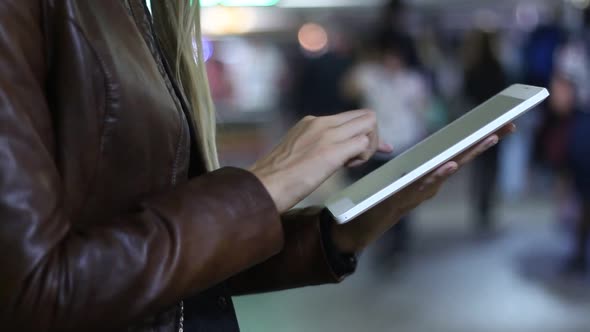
xmin=326 ymin=84 xmax=549 ymax=224
xmin=329 ymin=124 xmax=516 ymax=254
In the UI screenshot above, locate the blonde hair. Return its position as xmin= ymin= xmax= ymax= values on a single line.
xmin=151 ymin=1 xmax=219 ymax=171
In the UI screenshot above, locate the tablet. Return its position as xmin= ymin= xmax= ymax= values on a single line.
xmin=325 ymin=84 xmax=549 ymax=224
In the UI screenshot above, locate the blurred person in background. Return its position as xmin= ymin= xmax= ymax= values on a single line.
xmin=462 ymin=29 xmax=507 ymax=231
xmin=566 ymin=97 xmax=590 ymax=274
xmin=0 ymin=0 xmax=511 ymax=331
xmin=206 ymin=47 xmax=234 ymax=112
xmin=376 ymin=0 xmax=420 ymax=69
xmin=523 ymin=23 xmax=565 ymax=89
xmin=341 ymin=0 xmax=431 ymax=259
xmin=540 ymin=73 xmax=576 ymax=235
xmin=548 ymin=75 xmax=580 ymax=272
xmin=218 ymin=37 xmax=286 ymax=114
xmin=552 ymin=11 xmax=590 ymax=273
xmin=415 ymin=21 xmax=454 ymax=133
xmin=345 ymin=38 xmax=432 ymax=258
xmin=499 ymin=15 xmax=565 ymax=200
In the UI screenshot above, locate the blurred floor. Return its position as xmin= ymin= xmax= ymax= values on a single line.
xmin=233 ymin=168 xmax=590 ymax=332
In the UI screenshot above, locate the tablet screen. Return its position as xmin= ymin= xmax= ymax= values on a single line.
xmin=342 ymin=94 xmax=522 ymax=205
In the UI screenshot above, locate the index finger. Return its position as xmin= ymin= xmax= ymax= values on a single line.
xmin=324 ymin=109 xmax=373 ymax=127
xmin=453 ymin=123 xmax=516 ymax=166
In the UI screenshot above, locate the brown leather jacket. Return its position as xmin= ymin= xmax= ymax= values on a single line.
xmin=0 ymin=1 xmax=354 ymax=331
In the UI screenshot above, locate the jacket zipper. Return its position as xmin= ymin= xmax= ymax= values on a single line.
xmin=138 ymin=2 xmax=188 ymax=331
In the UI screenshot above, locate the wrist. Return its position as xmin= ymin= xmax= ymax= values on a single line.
xmin=250 ymin=169 xmax=284 ymax=213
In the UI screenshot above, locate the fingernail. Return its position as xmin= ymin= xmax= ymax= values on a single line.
xmin=448 ymin=165 xmax=458 ymax=175
xmin=487 ymin=137 xmax=499 ymax=147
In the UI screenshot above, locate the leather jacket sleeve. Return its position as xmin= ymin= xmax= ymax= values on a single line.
xmin=0 ymin=2 xmax=285 ymax=331
xmin=228 ymin=207 xmax=357 ymax=296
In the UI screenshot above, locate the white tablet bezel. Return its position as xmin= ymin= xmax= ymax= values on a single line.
xmin=326 ymin=84 xmax=549 ymax=224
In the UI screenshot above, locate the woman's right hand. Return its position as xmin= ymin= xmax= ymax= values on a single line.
xmin=250 ymin=110 xmax=392 ymax=214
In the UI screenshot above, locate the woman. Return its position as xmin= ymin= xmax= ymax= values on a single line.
xmin=345 ymin=40 xmax=430 ymax=257
xmin=0 ymin=1 xmax=511 ymax=331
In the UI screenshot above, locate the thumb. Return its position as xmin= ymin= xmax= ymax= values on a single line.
xmin=378 ymin=140 xmax=394 ymax=154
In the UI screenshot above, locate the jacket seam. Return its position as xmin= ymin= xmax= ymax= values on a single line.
xmin=64 ymin=17 xmax=115 ymax=153
xmin=60 ymin=16 xmax=111 ymax=218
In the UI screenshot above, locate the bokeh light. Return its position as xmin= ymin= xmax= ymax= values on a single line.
xmin=297 ymin=23 xmax=329 ymax=54
xmin=201 ymin=7 xmax=257 ymax=35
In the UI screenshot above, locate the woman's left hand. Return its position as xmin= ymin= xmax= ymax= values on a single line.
xmin=330 ymin=124 xmax=516 ymax=254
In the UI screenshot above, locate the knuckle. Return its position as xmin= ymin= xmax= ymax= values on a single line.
xmin=366 ymin=110 xmax=377 ymax=121
xmin=435 ymin=172 xmax=447 ymax=181
xmin=309 ymin=117 xmax=325 ymax=130
xmin=358 ymin=154 xmax=370 ymax=162
xmin=302 ymin=115 xmax=316 ymax=122
xmin=365 ymin=114 xmax=377 ymax=127
xmin=358 ymin=142 xmax=370 ymax=153
xmin=359 ymin=135 xmax=370 ymax=147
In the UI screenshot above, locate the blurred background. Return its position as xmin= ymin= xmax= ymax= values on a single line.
xmin=158 ymin=0 xmax=590 ymax=331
